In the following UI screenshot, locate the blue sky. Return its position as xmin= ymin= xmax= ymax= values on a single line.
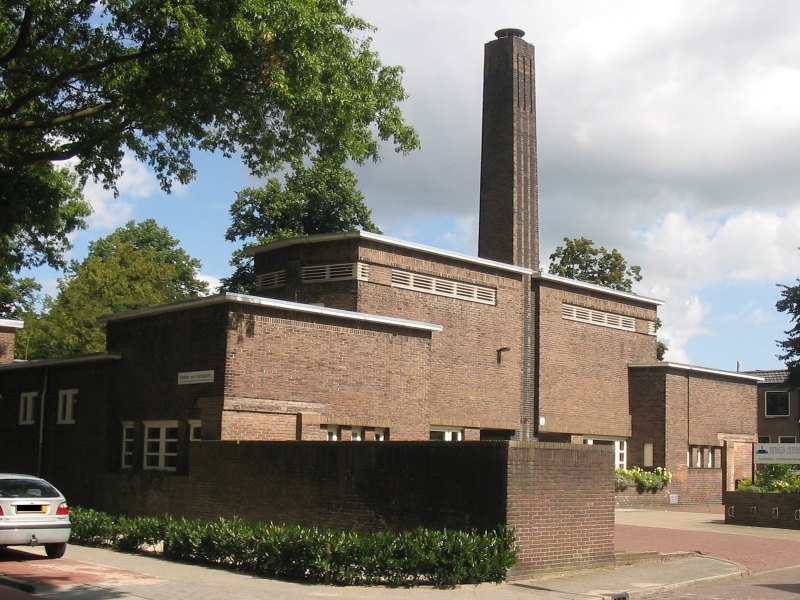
xmin=23 ymin=0 xmax=800 ymax=373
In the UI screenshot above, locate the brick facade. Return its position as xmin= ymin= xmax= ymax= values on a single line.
xmin=0 ymin=321 xmax=23 ymax=364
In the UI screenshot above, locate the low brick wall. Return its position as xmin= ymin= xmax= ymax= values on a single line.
xmin=92 ymin=441 xmax=613 ymax=579
xmin=724 ymin=491 xmax=800 ymax=529
xmin=615 ymin=487 xmax=672 ymax=508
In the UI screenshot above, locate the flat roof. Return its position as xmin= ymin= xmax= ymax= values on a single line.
xmin=97 ymin=292 xmax=444 ymax=332
xmin=0 ymin=351 xmax=122 ymax=371
xmin=245 ymin=231 xmax=665 ymax=306
xmin=0 ymin=319 xmax=24 ymax=329
xmin=245 ymin=230 xmax=534 ymax=275
xmin=629 ymin=361 xmax=764 ymax=382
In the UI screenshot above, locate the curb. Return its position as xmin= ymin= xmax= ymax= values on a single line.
xmin=624 ymin=556 xmax=748 ymax=599
xmin=0 ymin=574 xmax=36 ymax=594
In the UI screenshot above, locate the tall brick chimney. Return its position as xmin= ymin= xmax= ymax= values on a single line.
xmin=478 ymin=28 xmax=539 ymax=271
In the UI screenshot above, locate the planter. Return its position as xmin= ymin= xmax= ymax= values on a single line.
xmin=615 ymin=487 xmax=672 ymax=508
xmin=724 ymin=491 xmax=800 ymax=529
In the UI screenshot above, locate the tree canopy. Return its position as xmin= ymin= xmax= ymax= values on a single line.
xmin=221 ymin=159 xmax=379 ymax=293
xmin=1 ymin=0 xmax=418 ymax=294
xmin=548 ymin=237 xmax=642 ymax=292
xmin=15 ymin=219 xmax=207 ymax=359
xmin=777 ymin=280 xmax=800 ymax=385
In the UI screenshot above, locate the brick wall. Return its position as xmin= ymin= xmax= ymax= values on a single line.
xmin=724 ymin=491 xmax=800 ymax=529
xmin=757 ymin=385 xmax=800 ymax=442
xmin=0 ymin=327 xmax=16 ymax=364
xmin=90 ymin=441 xmax=613 ymax=579
xmin=537 ymin=280 xmax=657 ymax=439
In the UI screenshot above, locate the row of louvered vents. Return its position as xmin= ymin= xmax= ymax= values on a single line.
xmin=561 ymin=303 xmax=638 ymax=332
xmin=254 ymin=262 xmax=497 ymax=305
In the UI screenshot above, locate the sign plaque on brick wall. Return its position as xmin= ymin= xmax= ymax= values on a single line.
xmin=178 ymin=370 xmax=214 ymax=385
xmin=753 ymin=443 xmax=800 ymax=464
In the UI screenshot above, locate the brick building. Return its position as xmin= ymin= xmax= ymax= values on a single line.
xmin=0 ymin=29 xmax=759 ymax=512
xmin=745 ymin=369 xmax=799 ymax=444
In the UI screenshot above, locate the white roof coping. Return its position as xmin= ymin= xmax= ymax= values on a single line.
xmin=0 ymin=351 xmax=122 ymax=371
xmin=245 ymin=231 xmax=534 ymax=276
xmin=628 ymin=361 xmax=764 ymax=382
xmin=535 ymin=272 xmax=664 ymax=306
xmin=0 ymin=319 xmax=24 ymax=329
xmin=97 ymin=292 xmax=443 ymax=333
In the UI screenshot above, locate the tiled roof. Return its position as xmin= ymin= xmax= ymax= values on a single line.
xmin=742 ymin=369 xmax=788 ymax=384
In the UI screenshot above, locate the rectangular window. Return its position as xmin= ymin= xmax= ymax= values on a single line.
xmin=758 ymin=436 xmax=771 ymax=443
xmin=643 ymin=442 xmax=654 ymax=468
xmin=19 ymin=392 xmax=36 ymax=425
xmin=373 ymin=427 xmax=387 ymax=441
xmin=325 ymin=425 xmax=340 ymax=441
xmin=779 ymin=436 xmax=797 ymax=443
xmin=430 ymin=427 xmax=463 ymax=441
xmin=689 ymin=445 xmax=721 ymax=468
xmin=143 ymin=421 xmax=178 ymax=471
xmin=57 ymin=389 xmax=77 ymax=424
xmin=189 ymin=420 xmax=202 ymax=441
xmin=350 ymin=427 xmax=362 ymax=441
xmin=391 ymin=270 xmax=496 ymax=305
xmin=766 ymin=391 xmax=790 ymax=417
xmin=562 ymin=303 xmax=636 ymax=332
xmin=121 ymin=422 xmax=134 ymax=469
xmin=585 ymin=438 xmax=627 ymax=469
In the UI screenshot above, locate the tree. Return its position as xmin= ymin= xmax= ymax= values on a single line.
xmin=221 ymin=159 xmax=379 ymax=293
xmin=777 ymin=280 xmax=800 ymax=385
xmin=1 ymin=0 xmax=418 ymax=283
xmin=16 ymin=220 xmax=207 ymax=359
xmin=548 ymin=237 xmax=642 ymax=292
xmin=0 ymin=272 xmax=40 ymax=318
xmin=549 ymin=236 xmax=668 ymax=360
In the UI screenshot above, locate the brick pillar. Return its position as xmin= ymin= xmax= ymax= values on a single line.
xmin=478 ymin=29 xmax=539 ymax=271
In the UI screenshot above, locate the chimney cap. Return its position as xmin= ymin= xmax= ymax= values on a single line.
xmin=495 ymin=28 xmax=525 ymax=39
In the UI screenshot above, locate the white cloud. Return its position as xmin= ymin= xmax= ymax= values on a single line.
xmin=85 ymin=155 xmax=159 ymax=229
xmin=197 ymin=274 xmax=222 ymax=296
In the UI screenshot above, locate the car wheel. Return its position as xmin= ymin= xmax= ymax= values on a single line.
xmin=44 ymin=543 xmax=66 ymax=559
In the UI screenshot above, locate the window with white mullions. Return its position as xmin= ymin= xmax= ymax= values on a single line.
xmin=19 ymin=392 xmax=36 ymax=425
xmin=430 ymin=427 xmax=463 ymax=441
xmin=121 ymin=422 xmax=134 ymax=469
xmin=57 ymin=389 xmax=77 ymax=424
xmin=143 ymin=421 xmax=179 ymax=471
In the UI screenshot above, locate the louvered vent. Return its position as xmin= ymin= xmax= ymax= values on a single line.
xmin=647 ymin=321 xmax=657 ymax=336
xmin=301 ymin=263 xmax=369 ymax=283
xmin=391 ymin=270 xmax=496 ymax=305
xmin=561 ymin=303 xmax=636 ymax=332
xmin=255 ymin=270 xmax=286 ymax=290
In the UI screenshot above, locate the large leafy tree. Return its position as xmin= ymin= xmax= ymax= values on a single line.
xmin=16 ymin=220 xmax=207 ymax=359
xmin=549 ymin=236 xmax=667 ymax=360
xmin=221 ymin=159 xmax=379 ymax=293
xmin=0 ymin=0 xmax=418 ymax=299
xmin=777 ymin=280 xmax=800 ymax=385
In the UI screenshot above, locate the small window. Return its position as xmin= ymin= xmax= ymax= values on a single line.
xmin=122 ymin=422 xmax=134 ymax=469
xmin=585 ymin=438 xmax=627 ymax=469
xmin=19 ymin=392 xmax=36 ymax=425
xmin=189 ymin=420 xmax=202 ymax=441
xmin=373 ymin=427 xmax=387 ymax=441
xmin=643 ymin=443 xmax=654 ymax=468
xmin=758 ymin=436 xmax=771 ymax=443
xmin=350 ymin=427 xmax=362 ymax=442
xmin=430 ymin=427 xmax=463 ymax=441
xmin=766 ymin=391 xmax=790 ymax=417
xmin=57 ymin=389 xmax=77 ymax=424
xmin=143 ymin=421 xmax=179 ymax=471
xmin=325 ymin=425 xmax=339 ymax=441
xmin=779 ymin=436 xmax=797 ymax=443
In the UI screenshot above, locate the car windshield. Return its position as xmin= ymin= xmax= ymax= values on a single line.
xmin=0 ymin=479 xmax=60 ymax=498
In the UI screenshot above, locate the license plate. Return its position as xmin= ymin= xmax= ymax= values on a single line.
xmin=16 ymin=505 xmax=46 ymax=513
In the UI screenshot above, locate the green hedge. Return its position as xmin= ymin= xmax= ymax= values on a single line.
xmin=615 ymin=466 xmax=672 ymax=492
xmin=69 ymin=507 xmax=516 ymax=586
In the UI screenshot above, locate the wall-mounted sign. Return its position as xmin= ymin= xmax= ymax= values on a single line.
xmin=178 ymin=370 xmax=214 ymax=385
xmin=753 ymin=443 xmax=800 ymax=464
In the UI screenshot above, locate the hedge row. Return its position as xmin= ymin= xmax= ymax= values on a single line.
xmin=69 ymin=507 xmax=516 ymax=586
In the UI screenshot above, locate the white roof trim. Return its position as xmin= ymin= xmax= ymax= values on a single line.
xmin=0 ymin=351 xmax=122 ymax=371
xmin=245 ymin=231 xmax=534 ymax=275
xmin=97 ymin=292 xmax=443 ymax=333
xmin=536 ymin=272 xmax=664 ymax=306
xmin=628 ymin=361 xmax=764 ymax=381
xmin=0 ymin=319 xmax=24 ymax=329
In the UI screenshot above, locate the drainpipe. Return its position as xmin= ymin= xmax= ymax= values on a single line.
xmin=37 ymin=367 xmax=48 ymax=477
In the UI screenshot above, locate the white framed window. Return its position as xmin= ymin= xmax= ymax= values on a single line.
xmin=121 ymin=422 xmax=134 ymax=469
xmin=766 ymin=391 xmax=790 ymax=417
xmin=643 ymin=443 xmax=654 ymax=468
xmin=57 ymin=389 xmax=77 ymax=424
xmin=373 ymin=427 xmax=387 ymax=441
xmin=430 ymin=427 xmax=463 ymax=441
xmin=350 ymin=427 xmax=362 ymax=441
xmin=585 ymin=437 xmax=627 ymax=469
xmin=779 ymin=436 xmax=797 ymax=443
xmin=143 ymin=421 xmax=179 ymax=471
xmin=326 ymin=425 xmax=340 ymax=441
xmin=189 ymin=420 xmax=202 ymax=441
xmin=19 ymin=392 xmax=36 ymax=425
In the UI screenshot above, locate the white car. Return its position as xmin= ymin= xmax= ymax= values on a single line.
xmin=0 ymin=474 xmax=71 ymax=558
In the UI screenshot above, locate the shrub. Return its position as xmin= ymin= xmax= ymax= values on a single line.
xmin=614 ymin=466 xmax=672 ymax=492
xmin=735 ymin=464 xmax=800 ymax=493
xmin=69 ymin=507 xmax=516 ymax=586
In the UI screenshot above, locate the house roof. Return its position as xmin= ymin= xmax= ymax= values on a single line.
xmin=245 ymin=231 xmax=664 ymax=307
xmin=0 ymin=351 xmax=122 ymax=371
xmin=742 ymin=369 xmax=788 ymax=384
xmin=629 ymin=361 xmax=764 ymax=382
xmin=0 ymin=319 xmax=24 ymax=329
xmin=96 ymin=292 xmax=444 ymax=333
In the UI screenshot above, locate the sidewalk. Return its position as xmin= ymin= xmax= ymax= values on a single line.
xmin=1 ymin=506 xmax=796 ymax=600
